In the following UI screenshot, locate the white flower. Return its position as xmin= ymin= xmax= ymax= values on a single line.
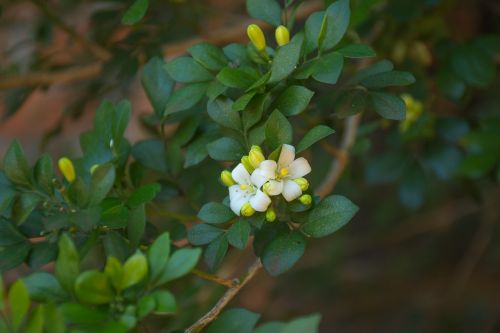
xmin=228 ymin=163 xmax=272 ymax=215
xmin=251 ymin=144 xmax=311 ymax=202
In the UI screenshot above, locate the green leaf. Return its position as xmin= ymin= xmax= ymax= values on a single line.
xmin=347 ymin=60 xmax=394 ymax=85
xmin=188 ymin=224 xmax=225 ymax=246
xmin=321 ymin=0 xmax=351 ymax=51
xmin=269 ymin=34 xmax=304 ymax=83
xmin=198 ymin=202 xmax=236 ymax=224
xmin=304 ymin=11 xmax=325 ymax=54
xmin=8 ymin=280 xmax=30 ymax=330
xmin=137 ymin=295 xmax=156 ymax=319
xmin=246 ymin=71 xmax=271 ymax=92
xmin=141 ymin=57 xmax=175 ymax=117
xmin=23 ymin=272 xmax=67 ymax=303
xmin=281 ymin=314 xmax=321 ymax=333
xmin=122 ymin=251 xmax=148 ymax=289
xmin=122 ymin=0 xmax=149 ymax=25
xmin=207 ymin=308 xmax=260 ymax=333
xmin=188 ymin=42 xmax=228 ymax=71
xmin=55 ymin=234 xmax=80 ymax=293
xmin=171 ymin=115 xmax=201 ymax=146
xmin=68 ymin=178 xmax=89 ymax=208
xmin=223 ymin=43 xmax=252 ymax=66
xmin=25 ymin=305 xmax=43 ymax=333
xmin=157 ymin=248 xmax=201 ymax=285
xmin=127 ymin=207 xmax=145 ymax=249
xmin=0 ymin=185 xmax=15 ymax=215
xmin=184 ymin=135 xmax=211 ymax=168
xmin=89 ymin=164 xmax=116 ymax=206
xmin=28 ymin=242 xmax=57 ymax=270
xmin=12 ymin=192 xmax=41 ymax=225
xmin=113 ymin=100 xmax=131 ymax=146
xmin=227 ymin=220 xmax=251 ymax=250
xmin=369 ymin=92 xmax=406 ymax=121
xmin=246 ymin=0 xmax=282 ymax=26
xmin=233 ymin=92 xmax=257 ymax=112
xmin=166 ymin=142 xmax=182 ymax=175
xmin=59 ymin=303 xmax=108 ymax=325
xmin=207 ymin=98 xmax=242 ymax=131
xmin=75 ymin=271 xmax=114 ymax=304
xmin=164 ymin=82 xmax=208 ymax=116
xmin=312 ymin=52 xmax=344 ymax=84
xmin=265 ymin=110 xmax=293 ymax=150
xmin=338 ymin=43 xmax=376 ymax=58
xmin=296 ymin=125 xmax=335 ymax=153
xmin=0 ymin=218 xmax=26 ymax=246
xmin=104 ymin=256 xmax=123 ymax=291
xmin=165 ymin=57 xmax=213 ymax=83
xmin=148 ymin=232 xmax=171 ymax=282
xmin=34 ymin=154 xmax=54 ymax=195
xmin=243 ymin=94 xmax=268 ymax=131
xmin=217 ymin=67 xmax=259 ymax=89
xmin=335 ymin=88 xmax=368 ymax=118
xmin=132 ymin=139 xmax=167 ymax=173
xmin=254 ymin=322 xmax=286 ymax=333
xmin=451 ymin=44 xmax=496 ymax=88
xmin=41 ymin=304 xmax=65 ymax=333
xmin=361 ymin=71 xmax=416 ymax=88
xmin=262 ymin=231 xmax=306 ymax=276
xmin=3 ymin=140 xmax=31 ymax=186
xmin=274 ymin=86 xmax=314 ymax=116
xmin=301 ymin=195 xmax=358 ymax=238
xmin=127 ymin=183 xmax=161 ymax=208
xmin=0 ymin=241 xmax=31 ymax=272
xmin=204 ymin=235 xmax=229 ymax=271
xmin=207 ymin=137 xmax=245 ymax=161
xmin=151 ymin=290 xmax=176 ymax=314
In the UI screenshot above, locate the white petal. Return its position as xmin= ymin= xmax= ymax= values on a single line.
xmin=231 ymin=163 xmax=251 ymax=185
xmin=278 ymin=144 xmax=295 ymax=168
xmin=257 ymin=160 xmax=277 ymax=179
xmin=251 ymin=169 xmax=269 ymax=188
xmin=287 ymin=157 xmax=311 ymax=179
xmin=282 ymin=180 xmax=302 ymax=202
xmin=229 ymin=185 xmax=248 ymax=215
xmin=249 ymin=190 xmax=271 ymax=212
xmin=266 ymin=179 xmax=283 ymax=196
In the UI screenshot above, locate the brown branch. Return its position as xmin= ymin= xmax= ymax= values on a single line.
xmin=316 ymin=114 xmax=362 ymax=198
xmin=191 ymin=269 xmax=237 ymax=288
xmin=0 ymin=0 xmax=323 ymax=90
xmin=185 ymin=259 xmax=263 ymax=333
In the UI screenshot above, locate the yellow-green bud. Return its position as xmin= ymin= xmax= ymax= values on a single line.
xmin=58 ymin=157 xmax=76 ymax=183
xmin=241 ymin=202 xmax=255 ymax=217
xmin=293 ymin=178 xmax=309 ymax=191
xmin=262 ymin=182 xmax=271 ymax=194
xmin=220 ymin=170 xmax=235 ymax=186
xmin=275 ymin=25 xmax=290 ymax=46
xmin=249 ymin=146 xmax=265 ymax=168
xmin=90 ymin=164 xmax=99 ymax=174
xmin=241 ymin=156 xmax=254 ymax=173
xmin=299 ymin=194 xmax=312 ymax=205
xmin=247 ymin=24 xmax=266 ymax=51
xmin=265 ymin=207 xmax=276 ymax=222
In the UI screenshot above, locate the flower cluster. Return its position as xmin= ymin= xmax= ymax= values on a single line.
xmin=220 ymin=144 xmax=312 ymax=221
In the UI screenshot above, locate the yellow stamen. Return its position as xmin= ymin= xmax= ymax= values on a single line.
xmin=279 ymin=168 xmax=289 ymax=178
xmin=240 ymin=184 xmax=249 ymax=190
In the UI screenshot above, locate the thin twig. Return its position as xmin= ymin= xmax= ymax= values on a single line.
xmin=185 ymin=259 xmax=263 ymax=333
xmin=191 ymin=269 xmax=237 ymax=288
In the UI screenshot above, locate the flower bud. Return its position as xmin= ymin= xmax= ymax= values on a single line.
xmin=299 ymin=194 xmax=312 ymax=205
xmin=262 ymin=182 xmax=271 ymax=194
xmin=90 ymin=164 xmax=99 ymax=174
xmin=241 ymin=202 xmax=255 ymax=217
xmin=293 ymin=178 xmax=309 ymax=191
xmin=241 ymin=156 xmax=255 ymax=173
xmin=275 ymin=25 xmax=290 ymax=46
xmin=265 ymin=207 xmax=276 ymax=222
xmin=247 ymin=24 xmax=266 ymax=51
xmin=220 ymin=170 xmax=236 ymax=186
xmin=58 ymin=157 xmax=76 ymax=183
xmin=249 ymin=146 xmax=265 ymax=168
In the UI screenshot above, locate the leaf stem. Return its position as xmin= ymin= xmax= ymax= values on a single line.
xmin=191 ymin=269 xmax=237 ymax=288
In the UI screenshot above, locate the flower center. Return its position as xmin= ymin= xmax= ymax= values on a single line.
xmin=279 ymin=167 xmax=289 ymax=178
xmin=240 ymin=184 xmax=249 ymax=190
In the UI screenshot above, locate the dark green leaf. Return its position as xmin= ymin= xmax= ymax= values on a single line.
xmin=3 ymin=140 xmax=31 ymax=186
xmin=122 ymin=0 xmax=149 ymax=25
xmin=148 ymin=232 xmax=170 ymax=282
xmin=0 ymin=241 xmax=31 ymax=272
xmin=207 ymin=98 xmax=241 ymax=131
xmin=262 ymin=232 xmax=306 ymax=276
xmin=451 ymin=44 xmax=496 ymax=88
xmin=188 ymin=224 xmax=224 ymax=246
xmin=157 ymin=248 xmax=201 ymax=284
xmin=335 ymin=88 xmax=368 ymax=118
xmin=369 ymin=92 xmax=406 ymax=121
xmin=207 ymin=137 xmax=245 ymax=161
xmin=12 ymin=192 xmax=41 ymax=225
xmin=152 ymin=290 xmax=176 ymax=314
xmin=207 ymin=308 xmax=260 ymax=333
xmin=269 ymin=34 xmax=304 ymax=83
xmin=265 ymin=110 xmax=293 ymax=150
xmin=281 ymin=314 xmax=321 ymax=333
xmin=233 ymin=92 xmax=256 ymax=112
xmin=75 ymin=271 xmax=114 ymax=304
xmin=188 ymin=42 xmax=228 ymax=71
xmin=198 ymin=202 xmax=235 ymax=224
xmin=184 ymin=135 xmax=211 ymax=168
xmin=254 ymin=322 xmax=286 ymax=333
xmin=338 ymin=43 xmax=376 ymax=58
xmin=217 ymin=67 xmax=259 ymax=89
xmin=55 ymin=234 xmax=80 ymax=293
xmin=312 ymin=52 xmax=344 ymax=84
xmin=127 ymin=183 xmax=161 ymax=208
xmin=347 ymin=60 xmax=394 ymax=85
xmin=34 ymin=154 xmax=54 ymax=195
xmin=165 ymin=57 xmax=213 ymax=83
xmin=296 ymin=125 xmax=335 ymax=153
xmin=275 ymin=86 xmax=314 ymax=116
xmin=171 ymin=116 xmax=201 ymax=146
xmin=204 ymin=235 xmax=229 ymax=271
xmin=141 ymin=57 xmax=175 ymax=117
xmin=23 ymin=272 xmax=67 ymax=303
xmin=246 ymin=0 xmax=282 ymax=26
xmin=361 ymin=71 xmax=416 ymax=88
xmin=132 ymin=139 xmax=167 ymax=173
xmin=320 ymin=0 xmax=350 ymax=51
xmin=301 ymin=195 xmax=358 ymax=238
xmin=164 ymin=83 xmax=208 ymax=116
xmin=89 ymin=164 xmax=116 ymax=206
xmin=227 ymin=220 xmax=251 ymax=250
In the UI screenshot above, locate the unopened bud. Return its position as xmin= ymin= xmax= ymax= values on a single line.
xmin=265 ymin=207 xmax=276 ymax=222
xmin=90 ymin=164 xmax=99 ymax=174
xmin=299 ymin=194 xmax=312 ymax=205
xmin=241 ymin=202 xmax=255 ymax=217
xmin=275 ymin=25 xmax=290 ymax=46
xmin=293 ymin=178 xmax=309 ymax=191
xmin=249 ymin=146 xmax=265 ymax=168
xmin=241 ymin=156 xmax=254 ymax=173
xmin=262 ymin=182 xmax=271 ymax=194
xmin=58 ymin=157 xmax=76 ymax=183
xmin=220 ymin=170 xmax=235 ymax=186
xmin=247 ymin=24 xmax=266 ymax=51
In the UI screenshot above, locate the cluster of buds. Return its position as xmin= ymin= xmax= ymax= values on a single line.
xmin=221 ymin=144 xmax=312 ymax=222
xmin=246 ymin=24 xmax=290 ymax=52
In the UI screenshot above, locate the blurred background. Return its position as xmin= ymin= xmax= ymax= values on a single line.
xmin=1 ymin=0 xmax=499 ymax=332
